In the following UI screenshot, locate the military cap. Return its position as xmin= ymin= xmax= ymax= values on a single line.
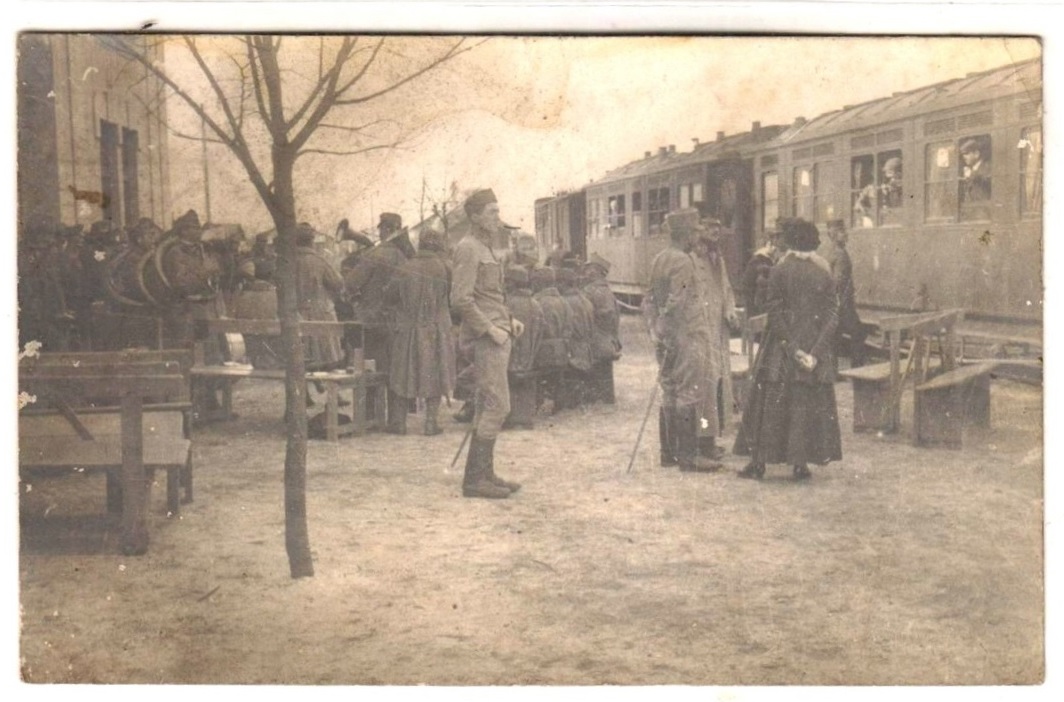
xmin=584 ymin=252 xmax=612 ymax=274
xmin=959 ymin=138 xmax=980 ymax=155
xmin=664 ymin=208 xmax=701 ymax=236
xmin=419 ymin=228 xmax=446 ymax=252
xmin=173 ymin=209 xmax=202 ymax=232
xmin=782 ymin=218 xmax=820 ymax=253
xmin=378 ymin=212 xmax=402 ymax=232
xmin=463 ymin=188 xmax=498 ymax=216
xmin=296 ymin=222 xmax=317 ymax=246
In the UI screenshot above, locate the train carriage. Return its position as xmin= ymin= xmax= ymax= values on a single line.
xmin=750 ymin=58 xmax=1042 ymax=323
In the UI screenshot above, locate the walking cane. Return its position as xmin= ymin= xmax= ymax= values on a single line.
xmin=449 ymin=425 xmax=474 ymax=471
xmin=626 ymin=381 xmax=659 ymax=474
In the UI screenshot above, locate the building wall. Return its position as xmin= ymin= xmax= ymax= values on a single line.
xmin=18 ymin=34 xmax=172 ymax=240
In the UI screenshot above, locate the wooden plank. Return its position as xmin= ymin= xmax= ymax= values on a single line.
xmin=877 ymin=308 xmax=965 ymax=334
xmin=19 ymin=409 xmax=185 ymax=439
xmin=19 ymin=436 xmax=191 ymax=468
xmin=916 ymin=362 xmax=998 ymax=391
xmin=120 ymin=393 xmax=149 ymax=555
xmin=20 ymin=374 xmax=187 ymax=399
xmin=25 ymin=350 xmax=192 ymax=366
xmin=838 ymin=361 xmax=894 ymax=382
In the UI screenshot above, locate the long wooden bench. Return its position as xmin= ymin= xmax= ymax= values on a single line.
xmin=19 ymin=350 xmax=194 ymax=555
xmin=913 ymin=361 xmax=997 ymax=449
xmin=192 ymin=318 xmax=388 ymax=440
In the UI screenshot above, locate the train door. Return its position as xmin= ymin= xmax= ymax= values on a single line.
xmin=707 ymin=161 xmax=753 ymax=292
xmin=568 ymin=194 xmax=587 ymax=259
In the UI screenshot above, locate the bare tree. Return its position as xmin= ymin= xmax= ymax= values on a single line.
xmin=101 ymin=34 xmax=484 ymax=578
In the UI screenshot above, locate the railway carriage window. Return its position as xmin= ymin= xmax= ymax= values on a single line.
xmin=851 ymin=155 xmax=877 ymax=228
xmin=679 ymin=184 xmax=690 ymax=210
xmin=608 ymin=194 xmax=626 ymax=234
xmin=631 ymin=191 xmax=644 ymax=237
xmin=648 ymin=187 xmax=670 ymax=232
xmin=761 ymin=172 xmax=779 ymax=232
xmin=814 ymin=163 xmax=836 ymax=224
xmin=1019 ymin=126 xmax=1042 ymax=217
xmin=693 ymin=183 xmax=704 ymax=204
xmin=924 ymin=141 xmax=958 ymax=222
xmin=878 ymin=149 xmax=904 ymax=226
xmin=958 ymin=134 xmax=992 ymax=222
xmin=792 ymin=165 xmax=815 ymax=221
xmin=719 ymin=178 xmax=737 ymax=229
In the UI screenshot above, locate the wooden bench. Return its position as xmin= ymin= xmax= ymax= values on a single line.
xmin=19 ymin=350 xmax=194 ymax=555
xmin=838 ymin=309 xmax=965 ymax=436
xmin=192 ymin=318 xmax=388 ymax=439
xmin=913 ymin=361 xmax=998 ymax=449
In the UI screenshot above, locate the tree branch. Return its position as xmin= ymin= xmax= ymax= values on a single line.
xmin=334 ymin=38 xmax=483 ymax=106
xmin=295 ymin=143 xmax=398 ymax=160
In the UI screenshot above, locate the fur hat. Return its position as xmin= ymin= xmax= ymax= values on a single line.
xmin=378 ymin=212 xmax=402 ymax=233
xmin=463 ymin=189 xmax=497 ymax=217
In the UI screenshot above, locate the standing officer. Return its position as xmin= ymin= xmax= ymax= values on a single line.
xmin=825 ymin=219 xmax=867 ymax=369
xmin=451 ymin=189 xmax=524 ymax=499
xmin=582 ymin=253 xmax=622 ymax=404
xmin=644 ymin=208 xmax=721 ymax=473
xmin=343 ymin=212 xmax=414 ymax=433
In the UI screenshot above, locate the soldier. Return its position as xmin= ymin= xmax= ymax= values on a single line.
xmin=502 ymin=265 xmax=545 ymax=430
xmin=555 ymin=265 xmax=594 ymax=410
xmin=741 ymin=227 xmax=782 ymax=318
xmin=691 ymin=218 xmax=741 ymax=460
xmin=644 ymin=208 xmax=722 ymax=473
xmin=383 ymin=228 xmax=456 ymax=436
xmin=451 ymin=189 xmax=524 ymax=499
xmin=343 ymin=212 xmax=415 ymax=434
xmin=530 ymin=266 xmax=571 ymax=416
xmin=581 ymin=253 xmax=622 ymax=404
xmin=18 ymin=227 xmax=71 ymax=351
xmin=295 ymin=223 xmax=345 ymax=372
xmin=825 ymin=219 xmax=868 ymax=369
xmin=512 ymin=231 xmax=541 ymax=271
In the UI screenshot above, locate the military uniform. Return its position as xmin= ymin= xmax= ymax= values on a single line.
xmin=556 ymin=266 xmax=594 ymax=410
xmin=531 ymin=267 xmax=571 ymax=415
xmin=692 ymin=242 xmax=737 ymax=448
xmin=296 ymin=241 xmax=345 ymax=370
xmin=582 ymin=255 xmax=622 ymax=404
xmin=503 ymin=266 xmax=545 ymax=429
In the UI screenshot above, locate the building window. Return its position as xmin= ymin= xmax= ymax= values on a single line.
xmin=852 ymin=149 xmax=903 ymax=228
xmin=815 ymin=162 xmax=837 ymax=224
xmin=761 ymin=171 xmax=779 ymax=232
xmin=679 ymin=184 xmax=690 ymax=210
xmin=1019 ymin=126 xmax=1042 ymax=217
xmin=648 ymin=187 xmax=670 ymax=232
xmin=122 ymin=127 xmax=140 ymax=227
xmin=792 ymin=165 xmax=815 ymax=221
xmin=958 ymin=134 xmax=992 ymax=222
xmin=692 ymin=183 xmax=704 ymax=203
xmin=607 ymin=194 xmax=626 ymax=233
xmin=99 ymin=120 xmax=122 ymax=228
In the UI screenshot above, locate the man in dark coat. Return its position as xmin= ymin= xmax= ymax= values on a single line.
xmin=733 ymin=218 xmax=842 ymax=480
xmin=18 ymin=227 xmax=71 ymax=351
xmin=383 ymin=228 xmax=456 ymax=436
xmin=556 ymin=265 xmax=594 ymax=410
xmin=343 ymin=212 xmax=414 ymax=433
xmin=741 ymin=228 xmax=782 ymax=318
xmin=644 ymin=208 xmax=721 ymax=473
xmin=295 ymin=223 xmax=345 ymax=372
xmin=503 ymin=266 xmax=545 ymax=430
xmin=825 ymin=219 xmax=868 ymax=369
xmin=451 ymin=189 xmax=525 ymax=499
xmin=582 ymin=253 xmax=622 ymax=404
xmin=531 ymin=266 xmax=571 ymax=416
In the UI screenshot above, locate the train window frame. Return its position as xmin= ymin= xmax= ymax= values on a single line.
xmin=815 ymin=161 xmax=837 ymax=225
xmin=851 ymin=149 xmax=903 ymax=229
xmin=607 ymin=194 xmax=627 ymax=234
xmin=924 ymin=140 xmax=958 ymax=223
xmin=761 ymin=171 xmax=779 ymax=233
xmin=647 ymin=186 xmax=670 ymax=233
xmin=792 ymin=163 xmax=816 ymax=222
xmin=958 ymin=133 xmax=992 ymax=222
xmin=1019 ymin=125 xmax=1042 ymax=218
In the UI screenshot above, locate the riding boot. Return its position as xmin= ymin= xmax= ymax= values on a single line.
xmin=659 ymin=407 xmax=678 ymax=467
xmin=462 ymin=434 xmax=510 ymax=499
xmin=483 ymin=436 xmax=521 ymax=493
xmin=677 ymin=405 xmax=723 ymax=473
xmin=386 ymin=393 xmax=408 ymax=435
xmin=698 ymin=435 xmax=726 ymax=460
xmin=424 ymin=397 xmax=443 ymax=436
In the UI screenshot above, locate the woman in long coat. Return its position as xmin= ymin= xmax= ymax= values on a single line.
xmin=733 ymin=218 xmax=842 ymax=480
xmin=296 ymin=224 xmax=345 ymax=371
xmin=384 ymin=229 xmax=456 ymax=436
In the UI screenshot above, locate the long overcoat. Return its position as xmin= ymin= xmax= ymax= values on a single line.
xmin=506 ymin=287 xmax=545 ymax=376
xmin=692 ymin=251 xmax=737 ymax=435
xmin=296 ymin=244 xmax=345 ymax=367
xmin=733 ymin=252 xmax=842 ymax=465
xmin=532 ymin=287 xmax=571 ymax=370
xmin=583 ymin=277 xmax=622 ymax=362
xmin=384 ymin=250 xmax=456 ymax=398
xmin=561 ymin=287 xmax=594 ymax=372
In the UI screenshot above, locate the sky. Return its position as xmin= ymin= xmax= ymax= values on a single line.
xmin=162 ymin=35 xmax=1042 ymax=236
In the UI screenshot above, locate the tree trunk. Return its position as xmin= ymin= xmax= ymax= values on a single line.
xmin=272 ymin=148 xmax=314 ymax=578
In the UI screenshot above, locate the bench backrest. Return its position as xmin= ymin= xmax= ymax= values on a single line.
xmin=20 ymin=407 xmax=186 ymax=440
xmin=20 ymin=350 xmax=193 ymax=406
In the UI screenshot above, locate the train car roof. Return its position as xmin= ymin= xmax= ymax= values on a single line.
xmin=589 ymin=124 xmax=787 ymax=188
xmin=768 ymin=57 xmax=1041 ymax=147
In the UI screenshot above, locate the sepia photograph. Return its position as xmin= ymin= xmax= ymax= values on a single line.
xmin=8 ymin=2 xmax=1052 ymax=691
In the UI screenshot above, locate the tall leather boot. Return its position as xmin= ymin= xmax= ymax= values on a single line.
xmin=698 ymin=435 xmax=726 ymax=461
xmin=453 ymin=400 xmax=475 ymax=423
xmin=386 ymin=392 xmax=408 ymax=435
xmin=424 ymin=397 xmax=442 ymax=436
xmin=483 ymin=436 xmax=521 ymax=493
xmin=659 ymin=407 xmax=678 ymax=467
xmin=677 ymin=405 xmax=723 ymax=473
xmin=462 ymin=434 xmax=510 ymax=499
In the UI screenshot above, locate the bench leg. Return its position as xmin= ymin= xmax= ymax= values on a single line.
xmin=166 ymin=467 xmax=181 ymax=516
xmin=851 ymin=379 xmax=894 ymax=433
xmin=373 ymin=382 xmax=388 ymax=432
xmin=182 ymin=452 xmax=194 ymax=504
xmin=353 ymin=378 xmax=369 ymax=436
xmin=967 ymin=375 xmax=991 ymax=427
xmin=914 ymin=386 xmax=964 ymax=449
xmin=106 ymin=470 xmax=123 ymax=514
xmin=120 ymin=395 xmax=150 ymax=556
xmin=325 ymin=381 xmax=339 ymax=441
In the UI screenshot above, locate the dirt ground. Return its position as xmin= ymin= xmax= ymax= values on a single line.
xmin=17 ymin=315 xmax=1044 ymax=685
